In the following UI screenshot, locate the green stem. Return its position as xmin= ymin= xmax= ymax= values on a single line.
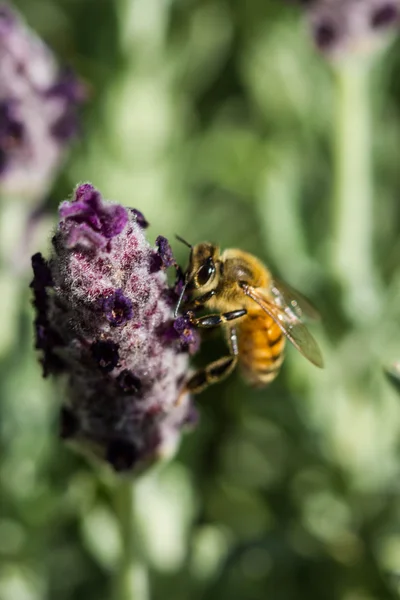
xmin=332 ymin=59 xmax=380 ymax=321
xmin=113 ymin=480 xmax=149 ymax=600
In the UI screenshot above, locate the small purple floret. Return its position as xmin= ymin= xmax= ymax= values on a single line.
xmin=102 ymin=289 xmax=133 ymax=327
xmin=45 ymin=67 xmax=87 ymax=104
xmin=0 ymin=101 xmax=24 ymax=140
xmin=173 ymin=266 xmax=187 ymax=299
xmin=116 ymin=370 xmax=142 ymax=395
xmin=313 ymin=19 xmax=338 ymax=49
xmin=173 ymin=314 xmax=200 ymax=354
xmin=131 ymin=209 xmax=149 ymax=229
xmin=371 ymin=3 xmax=399 ymax=28
xmin=150 ymin=235 xmax=176 ymax=272
xmin=91 ymin=340 xmax=120 ymax=373
xmin=156 ymin=236 xmax=176 ymax=268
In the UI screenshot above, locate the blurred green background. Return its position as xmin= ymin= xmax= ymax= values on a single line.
xmin=2 ymin=0 xmax=400 ymax=598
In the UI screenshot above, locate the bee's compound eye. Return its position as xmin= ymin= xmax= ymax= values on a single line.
xmin=197 ymin=258 xmax=215 ymax=286
xmin=106 ymin=439 xmax=138 ymax=472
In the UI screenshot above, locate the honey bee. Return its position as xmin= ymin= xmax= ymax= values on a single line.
xmin=175 ymin=238 xmax=323 ymax=394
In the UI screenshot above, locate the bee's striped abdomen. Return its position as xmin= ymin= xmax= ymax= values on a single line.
xmin=237 ymin=310 xmax=286 ymax=387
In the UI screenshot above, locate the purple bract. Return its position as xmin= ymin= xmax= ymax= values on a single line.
xmin=59 ymin=183 xmax=128 ymax=248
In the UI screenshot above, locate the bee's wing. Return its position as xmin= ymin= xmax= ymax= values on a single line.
xmin=242 ymin=284 xmax=324 ymax=368
xmin=271 ymin=277 xmax=320 ymax=322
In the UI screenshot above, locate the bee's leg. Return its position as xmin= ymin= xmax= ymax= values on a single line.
xmin=184 ymin=290 xmax=216 ymax=311
xmin=188 ymin=309 xmax=247 ymax=329
xmin=183 ymin=327 xmax=240 ymax=395
xmin=190 ymin=290 xmax=216 ymax=307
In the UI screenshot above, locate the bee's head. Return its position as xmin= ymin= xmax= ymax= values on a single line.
xmin=187 ymin=242 xmax=219 ymax=290
xmin=174 ymin=238 xmax=220 ymax=316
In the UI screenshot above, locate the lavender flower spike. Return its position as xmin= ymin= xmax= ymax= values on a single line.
xmin=0 ymin=5 xmax=85 ymax=201
xmin=31 ymin=184 xmax=198 ymax=473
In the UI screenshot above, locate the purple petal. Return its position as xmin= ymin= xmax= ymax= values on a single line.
xmin=59 ymin=185 xmax=128 ymax=248
xmin=101 ymin=289 xmax=133 ymax=327
xmin=156 ymin=236 xmax=175 ymax=268
xmin=46 ymin=67 xmax=87 ymax=103
xmin=371 ymin=3 xmax=399 ymax=28
xmin=131 ymin=208 xmax=149 ymax=229
xmin=173 ymin=315 xmax=200 ymax=354
xmin=91 ymin=340 xmax=119 ymax=373
xmin=51 ymin=109 xmax=80 ymax=141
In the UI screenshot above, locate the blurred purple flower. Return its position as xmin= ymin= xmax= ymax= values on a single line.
xmin=31 ymin=184 xmax=198 ymax=473
xmin=0 ymin=4 xmax=85 ymax=200
xmin=291 ymin=0 xmax=400 ymax=59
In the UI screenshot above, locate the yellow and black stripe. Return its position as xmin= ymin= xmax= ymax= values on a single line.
xmin=238 ymin=310 xmax=285 ymax=386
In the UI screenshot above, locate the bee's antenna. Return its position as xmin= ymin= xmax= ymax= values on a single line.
xmin=175 ymin=234 xmax=192 ymax=249
xmin=174 ymin=235 xmax=192 ymax=317
xmin=174 ymin=280 xmax=188 ymax=318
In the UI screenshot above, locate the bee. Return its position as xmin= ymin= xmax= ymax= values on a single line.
xmin=175 ymin=237 xmax=323 ymax=394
